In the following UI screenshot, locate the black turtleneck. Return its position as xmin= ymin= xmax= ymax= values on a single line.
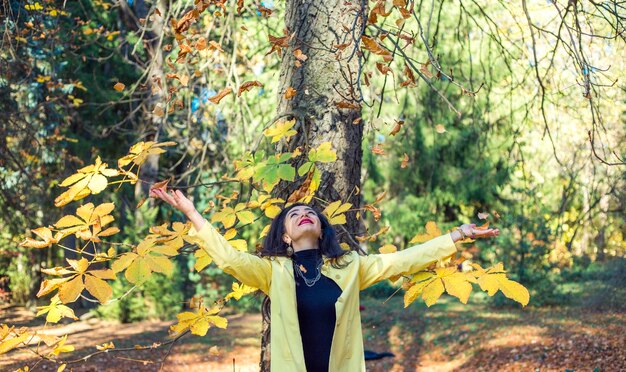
xmin=292 ymin=249 xmax=342 ymax=372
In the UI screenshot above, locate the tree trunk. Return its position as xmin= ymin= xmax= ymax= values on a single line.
xmin=260 ymin=1 xmax=367 ymax=370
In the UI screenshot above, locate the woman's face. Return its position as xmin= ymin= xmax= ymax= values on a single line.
xmin=282 ymin=205 xmax=322 ymax=245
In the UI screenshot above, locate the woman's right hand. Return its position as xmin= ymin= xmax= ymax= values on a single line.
xmin=150 ymin=188 xmax=197 ymax=217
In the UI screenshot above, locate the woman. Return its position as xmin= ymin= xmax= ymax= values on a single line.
xmin=152 ymin=189 xmax=499 ymax=371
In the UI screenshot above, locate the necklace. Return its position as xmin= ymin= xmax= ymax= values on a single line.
xmin=293 ymin=258 xmax=323 ymax=287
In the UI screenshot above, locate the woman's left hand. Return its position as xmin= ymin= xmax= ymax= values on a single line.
xmin=451 ymin=223 xmax=499 ymax=242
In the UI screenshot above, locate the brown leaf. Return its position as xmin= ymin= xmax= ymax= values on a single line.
xmin=361 ymin=36 xmax=393 ymax=62
xmin=477 ymin=212 xmax=489 ymax=220
xmin=293 ymin=49 xmax=308 ymax=61
xmin=173 ymin=9 xmax=198 ymax=34
xmin=208 ymin=87 xmax=233 ymax=104
xmin=376 ymin=62 xmax=392 ymax=75
xmin=113 ymin=82 xmax=125 ymax=92
xmin=420 ymin=60 xmax=434 ymax=79
xmin=149 ymin=178 xmax=171 ymax=198
xmin=238 ymin=81 xmax=263 ymax=96
xmin=389 ymin=120 xmax=404 ymax=136
xmin=208 ymin=40 xmax=224 ymax=52
xmin=401 ymin=153 xmax=409 ymax=168
xmin=194 ymin=37 xmax=207 ymax=50
xmin=372 ymin=144 xmax=385 ymax=155
xmin=152 ymin=104 xmax=165 ymax=117
xmin=352 ymin=117 xmax=362 ymax=125
xmin=284 ymin=87 xmax=297 ymax=99
xmin=335 ymin=101 xmax=360 ymax=110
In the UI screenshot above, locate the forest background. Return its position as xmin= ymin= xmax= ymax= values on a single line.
xmin=1 ymin=0 xmax=624 ymax=370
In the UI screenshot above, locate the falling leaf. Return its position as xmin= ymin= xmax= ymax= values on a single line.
xmin=238 ymin=81 xmax=263 ymax=96
xmin=293 ymin=49 xmax=308 ymax=61
xmin=409 ymin=221 xmax=441 ymax=244
xmin=435 ymin=124 xmax=446 ymax=133
xmin=401 ymin=153 xmax=409 ymax=168
xmin=390 ymin=120 xmax=404 ymax=136
xmin=420 ymin=60 xmax=434 ymax=79
xmin=208 ymin=87 xmax=232 ymax=104
xmin=372 ymin=144 xmax=385 ymax=155
xmin=113 ymin=82 xmax=125 ymax=92
xmin=477 ymin=212 xmax=489 ymax=220
xmin=284 ymin=87 xmax=297 ymax=99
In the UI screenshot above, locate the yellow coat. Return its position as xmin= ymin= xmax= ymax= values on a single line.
xmin=190 ymin=221 xmax=457 ymax=371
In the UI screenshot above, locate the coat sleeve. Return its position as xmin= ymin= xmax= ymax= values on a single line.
xmin=188 ymin=220 xmax=272 ymax=294
xmin=358 ymin=233 xmax=457 ymax=290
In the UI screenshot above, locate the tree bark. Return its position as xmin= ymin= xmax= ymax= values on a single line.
xmin=260 ymin=1 xmax=367 ymax=370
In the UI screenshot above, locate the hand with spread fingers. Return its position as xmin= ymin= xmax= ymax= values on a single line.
xmin=450 ymin=223 xmax=499 ymax=242
xmin=150 ymin=188 xmax=205 ymax=230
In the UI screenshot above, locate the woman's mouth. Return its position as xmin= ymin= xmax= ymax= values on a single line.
xmin=298 ymin=218 xmax=313 ymax=226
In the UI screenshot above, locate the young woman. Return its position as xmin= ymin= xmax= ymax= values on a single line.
xmin=151 ymin=189 xmax=499 ymax=372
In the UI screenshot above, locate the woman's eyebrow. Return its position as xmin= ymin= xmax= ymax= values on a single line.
xmin=288 ymin=207 xmax=314 ymax=216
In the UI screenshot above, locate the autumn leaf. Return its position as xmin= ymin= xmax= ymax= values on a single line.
xmin=335 ymin=101 xmax=361 ymax=110
xmin=53 ymin=202 xmax=118 ymax=243
xmin=149 ymin=221 xmax=192 ymax=252
xmin=111 ymin=237 xmax=175 ymax=285
xmin=19 ymin=227 xmax=61 ymax=249
xmin=238 ymin=81 xmax=263 ymax=96
xmin=149 ymin=178 xmax=171 ymax=198
xmin=390 ymin=120 xmax=404 ymax=136
xmin=323 ymin=200 xmax=352 ymax=225
xmin=378 ymin=244 xmax=397 ymax=254
xmin=361 ymin=35 xmax=393 ymax=62
xmin=372 ymin=144 xmax=385 ymax=155
xmin=293 ymin=49 xmax=308 ymax=61
xmin=284 ymin=86 xmax=297 ymax=99
xmin=376 ymin=62 xmax=393 ymax=75
xmin=435 ymin=124 xmax=446 ymax=133
xmin=50 ymin=335 xmax=74 ymax=356
xmin=225 ymin=282 xmax=257 ymax=301
xmin=95 ymin=341 xmax=115 ymax=351
xmin=409 ymin=221 xmax=441 ymax=244
xmin=0 ymin=326 xmax=30 ymax=355
xmin=118 ymin=141 xmax=176 ymax=169
xmin=54 ymin=156 xmax=119 ymax=207
xmin=170 ymin=306 xmax=228 ymax=336
xmin=113 ymin=82 xmax=125 ymax=92
xmin=208 ymin=87 xmax=233 ymax=104
xmin=45 ymin=257 xmax=115 ymax=304
xmin=401 ymin=153 xmax=409 ymax=168
xmin=263 ymin=118 xmax=297 ymax=143
xmin=420 ymin=60 xmax=434 ymax=79
xmin=477 ymin=211 xmax=489 ymax=220
xmin=470 ymin=263 xmax=530 ymax=306
xmin=36 ymin=294 xmax=78 ymax=323
xmin=211 ymin=203 xmax=256 ymax=228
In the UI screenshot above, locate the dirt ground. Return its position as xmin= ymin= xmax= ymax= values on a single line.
xmin=2 ymin=296 xmax=624 ymax=371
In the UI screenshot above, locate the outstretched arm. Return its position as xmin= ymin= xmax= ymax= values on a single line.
xmin=359 ymin=224 xmax=499 ymax=290
xmin=152 ymin=189 xmax=271 ymax=294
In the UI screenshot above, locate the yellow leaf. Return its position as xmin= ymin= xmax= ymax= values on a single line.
xmin=95 ymin=341 xmax=115 ymax=351
xmin=57 ymin=363 xmax=67 ymax=372
xmin=410 ymin=271 xmax=436 ymax=283
xmin=111 ymin=252 xmax=138 ymax=273
xmin=84 ymin=275 xmax=112 ymax=304
xmin=496 ymin=276 xmax=530 ymax=306
xmin=50 ymin=335 xmax=74 ymax=356
xmin=442 ymin=272 xmax=472 ymax=304
xmin=125 ymin=258 xmax=152 ymax=284
xmin=403 ymin=277 xmax=435 ymax=307
xmin=310 ymin=142 xmax=337 ymax=163
xmin=425 ymin=221 xmax=441 ymax=236
xmin=378 ymin=244 xmax=397 ymax=254
xmin=36 ymin=277 xmax=72 ymax=297
xmin=263 ymin=118 xmax=297 ymax=143
xmin=36 ymin=295 xmax=78 ymax=323
xmin=19 ymin=227 xmax=58 ymax=248
xmin=323 ymin=201 xmax=352 ymax=225
xmin=194 ymin=248 xmax=213 ymax=271
xmin=226 ymin=282 xmax=257 ymax=301
xmin=477 ymin=273 xmax=503 ymax=296
xmin=236 ymin=210 xmax=255 ymax=225
xmin=0 ymin=331 xmax=30 ymax=355
xmin=144 ymin=254 xmax=175 ymax=276
xmin=58 ymin=275 xmax=84 ymax=303
xmin=422 ymin=278 xmax=445 ymax=307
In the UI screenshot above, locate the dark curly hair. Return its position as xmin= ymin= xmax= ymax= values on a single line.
xmin=259 ymin=203 xmax=350 ymax=267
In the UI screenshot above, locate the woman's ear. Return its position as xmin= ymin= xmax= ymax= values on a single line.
xmin=282 ymin=235 xmax=291 ymax=245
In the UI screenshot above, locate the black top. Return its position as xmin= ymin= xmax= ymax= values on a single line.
xmin=292 ymin=249 xmax=342 ymax=372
